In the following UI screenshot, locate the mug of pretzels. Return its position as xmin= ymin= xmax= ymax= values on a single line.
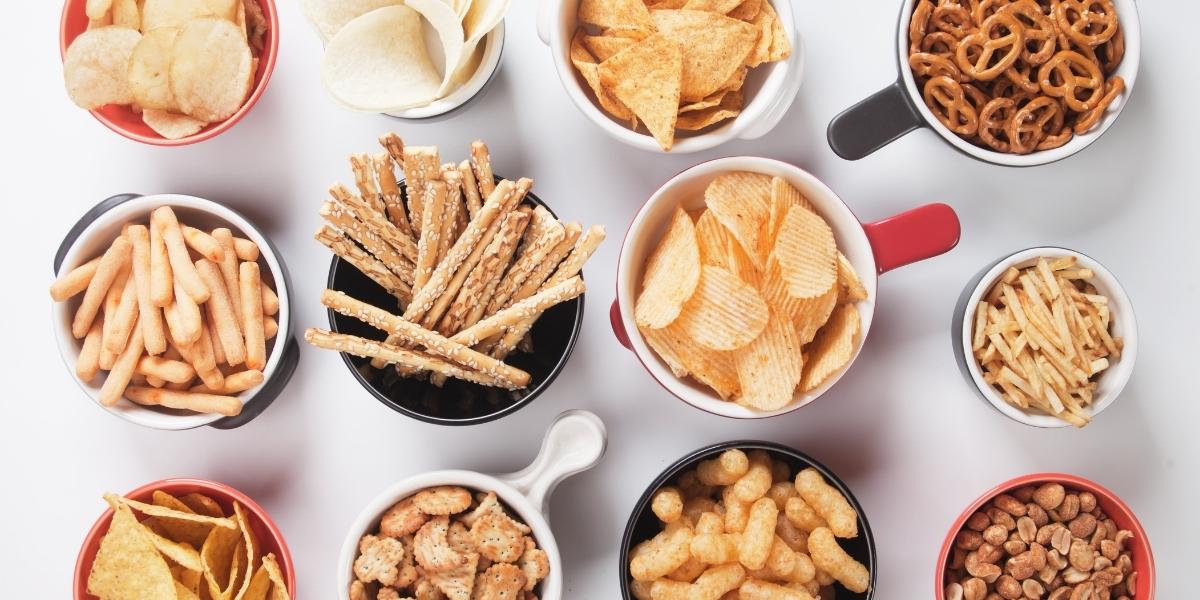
xmin=827 ymin=0 xmax=1140 ymax=166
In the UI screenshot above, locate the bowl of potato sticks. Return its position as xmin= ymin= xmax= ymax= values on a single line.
xmin=539 ymin=0 xmax=805 ymax=153
xmin=612 ymin=156 xmax=960 ymax=418
xmin=337 ymin=410 xmax=606 ymax=600
xmin=936 ymin=473 xmax=1154 ymax=600
xmin=50 ymin=193 xmax=297 ymax=430
xmin=828 ymin=0 xmax=1140 ymax=165
xmin=953 ymin=247 xmax=1136 ymax=428
xmin=308 ymin=135 xmax=605 ymax=425
xmin=74 ymin=478 xmax=295 ymax=600
xmin=621 ymin=441 xmax=876 ymax=599
xmin=59 ymin=0 xmax=278 ymax=145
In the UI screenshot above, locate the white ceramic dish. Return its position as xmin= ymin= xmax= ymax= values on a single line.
xmin=51 ymin=193 xmax=296 ymax=431
xmin=954 ymin=247 xmax=1137 ymax=427
xmin=612 ymin=156 xmax=960 ymax=418
xmin=537 ymin=0 xmax=806 ymax=154
xmin=336 ymin=410 xmax=607 ymax=599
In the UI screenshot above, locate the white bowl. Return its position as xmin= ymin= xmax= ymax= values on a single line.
xmin=537 ymin=0 xmax=806 ymax=154
xmin=956 ymin=247 xmax=1137 ymax=427
xmin=386 ymin=21 xmax=506 ymax=120
xmin=51 ymin=194 xmax=294 ymax=431
xmin=336 ymin=410 xmax=607 ymax=599
xmin=612 ymin=157 xmax=960 ymax=418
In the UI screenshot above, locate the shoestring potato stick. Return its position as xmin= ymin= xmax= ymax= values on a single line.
xmin=99 ymin=322 xmax=144 ymax=406
xmin=232 ymin=237 xmax=260 ymax=261
xmin=196 ymin=259 xmax=247 ymax=366
xmin=105 ymin=265 xmax=140 ymax=355
xmin=149 ymin=216 xmax=173 ymax=307
xmin=190 ymin=369 xmax=265 ymax=395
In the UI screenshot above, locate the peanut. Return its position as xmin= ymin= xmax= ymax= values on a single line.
xmin=1068 ymin=514 xmax=1098 ymax=539
xmin=984 ymin=525 xmax=1009 ymax=546
xmin=967 ymin=512 xmax=992 ymax=532
xmin=964 ymin=577 xmax=988 ymax=600
xmin=996 ymin=575 xmax=1022 ymax=599
xmin=1078 ymin=493 xmax=1097 ymax=514
xmin=995 ymin=494 xmax=1029 ymax=517
xmin=1092 ymin=566 xmax=1123 ymax=587
xmin=1027 ymin=504 xmax=1050 ymax=528
xmin=1004 ymin=541 xmax=1028 ymax=556
xmin=1070 ymin=581 xmax=1095 ymax=600
xmin=946 ymin=582 xmax=965 ymax=600
xmin=958 ymin=530 xmax=985 ymax=551
xmin=1033 ymin=484 xmax=1066 ymax=511
xmin=1068 ymin=540 xmax=1095 ymax=571
xmin=1012 ymin=486 xmax=1037 ymax=503
xmin=1023 ymin=578 xmax=1045 ymax=599
xmin=1018 ymin=517 xmax=1038 ymax=543
xmin=1051 ymin=495 xmax=1080 ymax=522
xmin=989 ymin=508 xmax=1018 ymax=531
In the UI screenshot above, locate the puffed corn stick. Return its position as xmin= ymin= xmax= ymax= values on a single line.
xmin=240 ymin=262 xmax=267 ymax=371
xmin=182 ymin=226 xmax=225 ymax=262
xmin=72 ymin=236 xmax=131 ymax=338
xmin=196 ymin=259 xmax=246 ymax=366
xmin=50 ymin=256 xmax=100 ymax=301
xmin=128 ymin=225 xmax=166 ymax=355
xmin=99 ymin=322 xmax=143 ymax=406
xmin=125 ymin=386 xmax=242 ymax=417
xmin=261 ymin=285 xmax=279 ymax=316
xmin=153 ymin=207 xmax=209 ymax=303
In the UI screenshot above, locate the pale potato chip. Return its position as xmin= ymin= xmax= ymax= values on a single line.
xmin=112 ymin=0 xmax=140 ymax=28
xmin=736 ymin=309 xmax=802 ymax=410
xmin=142 ymin=0 xmax=234 ymax=30
xmin=682 ymin=0 xmax=743 ymax=12
xmin=704 ymin=171 xmax=771 ymax=267
xmin=170 ymin=17 xmax=253 ymax=122
xmin=582 ymin=34 xmax=635 ymax=61
xmin=406 ymin=0 xmax=466 ymax=94
xmin=261 ymin=553 xmax=290 ymax=600
xmin=649 ymin=9 xmax=758 ymax=101
xmin=794 ymin=284 xmax=838 ymax=344
xmin=87 ymin=504 xmax=178 ymax=600
xmin=300 ymin=0 xmax=402 ymax=41
xmin=139 ymin=520 xmax=204 ymax=571
xmin=694 ymin=210 xmax=733 ymax=269
xmin=727 ymin=0 xmax=762 ymax=21
xmin=647 ymin=0 xmax=688 ymax=8
xmin=640 ymin=320 xmax=740 ymax=399
xmin=579 ymin=0 xmax=653 ymax=31
xmin=676 ymin=266 xmax=769 ymax=351
xmin=143 ymin=109 xmax=208 ymax=140
xmin=772 ymin=205 xmax=837 ymax=300
xmin=129 ymin=27 xmax=180 ymax=110
xmin=800 ymin=304 xmax=861 ymax=392
xmin=635 ymin=207 xmax=701 ymax=329
xmin=570 ymin=32 xmax=636 ymax=123
xmin=63 ymin=27 xmax=141 ymax=109
xmin=598 ymin=34 xmax=683 ymax=151
xmin=675 ymin=88 xmax=742 ymax=130
xmin=462 ymin=0 xmax=513 ymax=43
xmin=321 ymin=5 xmax=440 ymax=112
xmin=836 ymin=252 xmax=868 ymax=304
xmin=87 ymin=0 xmax=115 ymax=20
xmin=243 ymin=0 xmax=269 ymax=54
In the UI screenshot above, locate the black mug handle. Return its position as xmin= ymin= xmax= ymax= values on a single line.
xmin=211 ymin=335 xmax=300 ymax=429
xmin=827 ymin=80 xmax=925 ymax=161
xmin=54 ymin=193 xmax=143 ymax=274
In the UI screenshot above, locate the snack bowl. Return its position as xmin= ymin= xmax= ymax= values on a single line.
xmin=827 ymin=0 xmax=1141 ymax=166
xmin=620 ymin=440 xmax=877 ymax=599
xmin=326 ymin=178 xmax=584 ymax=426
xmin=612 ymin=156 xmax=960 ymax=418
xmin=384 ymin=22 xmax=506 ymax=121
xmin=59 ymin=0 xmax=280 ymax=146
xmin=536 ymin=0 xmax=806 ymax=154
xmin=936 ymin=473 xmax=1154 ymax=599
xmin=951 ymin=247 xmax=1137 ymax=427
xmin=337 ymin=410 xmax=607 ymax=599
xmin=74 ymin=477 xmax=296 ymax=600
xmin=52 ymin=193 xmax=298 ymax=430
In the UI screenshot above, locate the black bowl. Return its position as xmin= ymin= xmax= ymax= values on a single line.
xmin=326 ymin=180 xmax=584 ymax=426
xmin=619 ymin=441 xmax=877 ymax=599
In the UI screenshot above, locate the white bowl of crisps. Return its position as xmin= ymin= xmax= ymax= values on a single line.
xmin=75 ymin=478 xmax=295 ymax=600
xmin=621 ymin=441 xmax=876 ymax=599
xmin=50 ymin=194 xmax=297 ymax=430
xmin=60 ymin=0 xmax=277 ymax=145
xmin=337 ymin=410 xmax=606 ymax=599
xmin=613 ymin=157 xmax=960 ymax=418
xmin=305 ymin=0 xmax=509 ymax=118
xmin=827 ymin=0 xmax=1139 ymax=165
xmin=538 ymin=0 xmax=804 ymax=153
xmin=954 ymin=247 xmax=1136 ymax=428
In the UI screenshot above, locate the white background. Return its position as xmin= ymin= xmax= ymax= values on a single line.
xmin=3 ymin=0 xmax=1197 ymax=597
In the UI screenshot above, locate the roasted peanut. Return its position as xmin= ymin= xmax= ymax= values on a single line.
xmin=1092 ymin=566 xmax=1123 ymax=587
xmin=1063 ymin=567 xmax=1089 ymax=584
xmin=984 ymin=525 xmax=1009 ymax=546
xmin=1004 ymin=540 xmax=1028 ymax=556
xmin=963 ymin=577 xmax=988 ymax=600
xmin=1068 ymin=539 xmax=1095 ymax=571
xmin=1070 ymin=581 xmax=1095 ymax=600
xmin=1006 ymin=551 xmax=1038 ymax=580
xmin=1036 ymin=523 xmax=1058 ymax=546
xmin=1051 ymin=495 xmax=1080 ymax=522
xmin=1023 ymin=578 xmax=1045 ymax=599
xmin=1115 ymin=554 xmax=1131 ymax=576
xmin=1125 ymin=571 xmax=1138 ymax=594
xmin=950 ymin=547 xmax=968 ymax=570
xmin=1027 ymin=504 xmax=1050 ymax=528
xmin=1051 ymin=527 xmax=1073 ymax=556
xmin=1018 ymin=517 xmax=1038 ymax=543
xmin=989 ymin=508 xmax=1018 ymax=531
xmin=1114 ymin=530 xmax=1133 ymax=552
xmin=1029 ymin=543 xmax=1048 ymax=570
xmin=1047 ymin=587 xmax=1071 ymax=600
xmin=1069 ymin=514 xmax=1098 ymax=539
xmin=1047 ymin=549 xmax=1068 ymax=571
xmin=996 ymin=575 xmax=1023 ymax=599
xmin=958 ymin=530 xmax=985 ymax=551
xmin=1094 ymin=556 xmax=1112 ymax=572
xmin=967 ymin=512 xmax=992 ymax=532
xmin=946 ymin=581 xmax=965 ymax=600
xmin=967 ymin=551 xmax=1003 ymax=582
xmin=1013 ymin=486 xmax=1037 ymax=503
xmin=978 ymin=543 xmax=1005 ymax=564
xmin=995 ymin=494 xmax=1029 ymax=517
xmin=1078 ymin=492 xmax=1097 ymax=514
xmin=1033 ymin=484 xmax=1066 ymax=511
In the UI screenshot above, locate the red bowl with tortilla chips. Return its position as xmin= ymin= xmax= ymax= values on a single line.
xmin=73 ymin=478 xmax=295 ymax=599
xmin=58 ymin=0 xmax=279 ymax=146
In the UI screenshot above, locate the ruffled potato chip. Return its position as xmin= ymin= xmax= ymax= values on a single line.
xmin=598 ymin=34 xmax=683 ymax=151
xmin=836 ymin=252 xmax=868 ymax=304
xmin=64 ymin=27 xmax=142 ymax=109
xmin=635 ymin=207 xmax=701 ymax=329
xmin=675 ymin=266 xmax=768 ymax=351
xmin=772 ymin=205 xmax=836 ymax=300
xmin=705 ymin=171 xmax=772 ymax=266
xmin=763 ymin=177 xmax=811 ymax=261
xmin=736 ymin=310 xmax=802 ymax=411
xmin=794 ymin=284 xmax=838 ymax=345
xmin=694 ymin=210 xmax=733 ymax=269
xmin=640 ymin=320 xmax=740 ymax=400
xmin=800 ymin=304 xmax=861 ymax=392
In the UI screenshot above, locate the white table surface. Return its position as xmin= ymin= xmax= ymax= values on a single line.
xmin=4 ymin=1 xmax=1197 ymax=597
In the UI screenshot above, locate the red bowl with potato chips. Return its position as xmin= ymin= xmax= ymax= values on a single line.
xmin=74 ymin=478 xmax=295 ymax=599
xmin=59 ymin=0 xmax=279 ymax=146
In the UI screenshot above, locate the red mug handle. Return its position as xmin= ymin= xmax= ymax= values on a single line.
xmin=609 ymin=300 xmax=633 ymax=350
xmin=863 ymin=203 xmax=960 ymax=275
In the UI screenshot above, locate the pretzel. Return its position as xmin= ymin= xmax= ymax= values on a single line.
xmin=971 ymin=0 xmax=1013 ymax=26
xmin=1099 ymin=25 xmax=1124 ymax=73
xmin=978 ymin=97 xmax=1017 ymax=152
xmin=1037 ymin=50 xmax=1103 ymax=111
xmin=909 ymin=0 xmax=935 ymax=53
xmin=1001 ymin=60 xmax=1041 ymax=94
xmin=920 ymin=31 xmax=959 ymax=58
xmin=1072 ymin=75 xmax=1124 ymax=134
xmin=909 ymin=52 xmax=963 ymax=82
xmin=1002 ymin=0 xmax=1058 ymax=64
xmin=955 ymin=12 xmax=1025 ymax=81
xmin=923 ymin=76 xmax=979 ymax=136
xmin=932 ymin=3 xmax=973 ymax=39
xmin=1054 ymin=0 xmax=1118 ymax=47
xmin=1006 ymin=96 xmax=1062 ymax=154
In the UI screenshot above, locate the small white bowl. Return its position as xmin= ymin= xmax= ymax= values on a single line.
xmin=954 ymin=247 xmax=1138 ymax=427
xmin=386 ymin=21 xmax=506 ymax=120
xmin=52 ymin=194 xmax=296 ymax=431
xmin=336 ymin=411 xmax=607 ymax=599
xmin=537 ymin=0 xmax=806 ymax=153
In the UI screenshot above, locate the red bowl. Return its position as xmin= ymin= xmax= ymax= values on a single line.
xmin=73 ymin=478 xmax=296 ymax=599
xmin=936 ymin=473 xmax=1154 ymax=600
xmin=58 ymin=0 xmax=279 ymax=146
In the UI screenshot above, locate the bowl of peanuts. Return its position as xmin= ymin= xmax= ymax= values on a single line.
xmin=621 ymin=441 xmax=876 ymax=599
xmin=938 ymin=473 xmax=1154 ymax=600
xmin=50 ymin=193 xmax=298 ymax=430
xmin=827 ymin=0 xmax=1140 ymax=166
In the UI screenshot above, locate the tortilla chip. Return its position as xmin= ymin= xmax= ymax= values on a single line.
xmin=181 ymin=493 xmax=227 ymax=518
xmin=579 ymin=0 xmax=653 ymax=31
xmin=87 ymin=504 xmax=177 ymax=600
xmin=105 ymin=493 xmax=235 ymax=549
xmin=262 ymin=553 xmax=291 ymax=600
xmin=239 ymin=565 xmax=273 ymax=600
xmin=746 ymin=1 xmax=774 ymax=67
xmin=139 ymin=520 xmax=204 ymax=572
xmin=201 ymin=523 xmax=243 ymax=599
xmin=676 ymin=88 xmax=742 ymax=130
xmin=728 ymin=0 xmax=762 ymax=21
xmin=650 ymin=9 xmax=758 ymax=101
xmin=765 ymin=0 xmax=791 ymax=61
xmin=582 ymin=34 xmax=635 ymax=61
xmin=682 ymin=0 xmax=742 ymax=12
xmin=178 ymin=581 xmax=202 ymax=600
xmin=570 ymin=31 xmax=636 ymax=124
xmin=598 ymin=34 xmax=683 ymax=151
xmin=233 ymin=502 xmax=262 ymax=600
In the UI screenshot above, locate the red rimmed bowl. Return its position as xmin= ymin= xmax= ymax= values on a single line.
xmin=74 ymin=478 xmax=296 ymax=599
xmin=59 ymin=0 xmax=279 ymax=146
xmin=611 ymin=156 xmax=960 ymax=418
xmin=936 ymin=473 xmax=1154 ymax=600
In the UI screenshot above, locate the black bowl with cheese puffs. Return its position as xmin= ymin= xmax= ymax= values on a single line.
xmin=51 ymin=193 xmax=297 ymax=430
xmin=621 ymin=441 xmax=876 ymax=600
xmin=315 ymin=135 xmax=605 ymax=426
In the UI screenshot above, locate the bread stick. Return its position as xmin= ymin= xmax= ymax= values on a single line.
xmin=127 ymin=225 xmax=166 ymax=355
xmin=149 ymin=215 xmax=173 ymax=306
xmin=136 ymin=355 xmax=197 ymax=383
xmin=125 ymin=386 xmax=243 ymax=417
xmin=304 ymin=328 xmax=518 ymax=388
xmin=375 ymin=153 xmax=414 ymax=237
xmin=196 ymin=259 xmax=246 ymax=367
xmin=322 ymin=190 xmax=416 ymax=281
xmin=486 ymin=208 xmax=565 ymax=315
xmin=212 ymin=228 xmax=243 ymax=324
xmin=77 ymin=317 xmax=104 ymax=381
xmin=402 ymin=146 xmax=440 ymax=237
xmin=189 ymin=369 xmax=264 ymax=394
xmin=451 ymin=277 xmax=585 ymax=347
xmin=182 ymin=226 xmax=225 ymax=262
xmin=315 ymin=225 xmax=412 ymax=303
xmin=72 ymin=236 xmax=131 ymax=338
xmin=437 ymin=170 xmax=464 ymax=266
xmin=457 ymin=160 xmax=482 ymax=219
xmin=99 ymin=321 xmax=144 ymax=406
xmin=233 ymin=237 xmax=260 ymax=261
xmin=438 ymin=208 xmax=530 ymax=335
xmin=240 ymin=262 xmax=266 ymax=371
xmin=50 ymin=256 xmax=100 ymax=301
xmin=105 ymin=266 xmax=140 ymax=354
xmin=350 ymin=153 xmax=386 ymax=214
xmin=153 ymin=207 xmax=209 ymax=303
xmin=470 ymin=140 xmax=495 ymax=198
xmin=415 ymin=179 xmax=448 ymax=294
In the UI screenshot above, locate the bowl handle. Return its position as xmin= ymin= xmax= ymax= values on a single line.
xmin=210 ymin=334 xmax=300 ymax=429
xmin=863 ymin=203 xmax=960 ymax=275
xmin=495 ymin=410 xmax=607 ymax=520
xmin=827 ymin=79 xmax=924 ymax=161
xmin=609 ymin=300 xmax=633 ymax=350
xmin=54 ymin=193 xmax=143 ymax=274
xmin=536 ymin=0 xmax=552 ymax=45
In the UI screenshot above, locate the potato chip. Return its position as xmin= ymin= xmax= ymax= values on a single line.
xmin=321 ymin=5 xmax=440 ymax=112
xmin=243 ymin=0 xmax=268 ymax=54
xmin=462 ymin=0 xmax=513 ymax=43
xmin=763 ymin=177 xmax=811 ymax=260
xmin=181 ymin=493 xmax=226 ymax=518
xmin=261 ymin=553 xmax=290 ymax=600
xmin=676 ymin=266 xmax=769 ymax=351
xmin=406 ymin=0 xmax=466 ymax=94
xmin=139 ymin=520 xmax=204 ymax=571
xmin=647 ymin=0 xmax=688 ymax=8
xmin=570 ymin=32 xmax=636 ymax=124
xmin=836 ymin=252 xmax=868 ymax=304
xmin=87 ymin=0 xmax=115 ymax=20
xmin=635 ymin=207 xmax=701 ymax=329
xmin=142 ymin=0 xmax=234 ymax=30
xmin=598 ymin=34 xmax=683 ymax=151
xmin=582 ymin=34 xmax=636 ymax=61
xmin=129 ymin=27 xmax=180 ymax=110
xmin=88 ymin=504 xmax=178 ymax=600
xmin=736 ymin=310 xmax=802 ymax=411
xmin=143 ymin=109 xmax=208 ymax=140
xmin=728 ymin=0 xmax=762 ymax=21
xmin=201 ymin=523 xmax=244 ymax=599
xmin=694 ymin=210 xmax=732 ymax=269
xmin=63 ymin=27 xmax=142 ymax=109
xmin=112 ymin=0 xmax=140 ymax=28
xmin=170 ymin=17 xmax=253 ymax=122
xmin=794 ymin=285 xmax=838 ymax=344
xmin=799 ymin=304 xmax=861 ymax=392
xmin=640 ymin=320 xmax=740 ymax=399
xmin=682 ymin=0 xmax=743 ymax=12
xmin=299 ymin=0 xmax=402 ymax=41
xmin=676 ymin=88 xmax=743 ymax=130
xmin=726 ymin=235 xmax=762 ymax=289
xmin=649 ymin=9 xmax=758 ymax=101
xmin=772 ymin=205 xmax=836 ymax=300
xmin=579 ymin=0 xmax=653 ymax=31
xmin=704 ymin=171 xmax=771 ymax=266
